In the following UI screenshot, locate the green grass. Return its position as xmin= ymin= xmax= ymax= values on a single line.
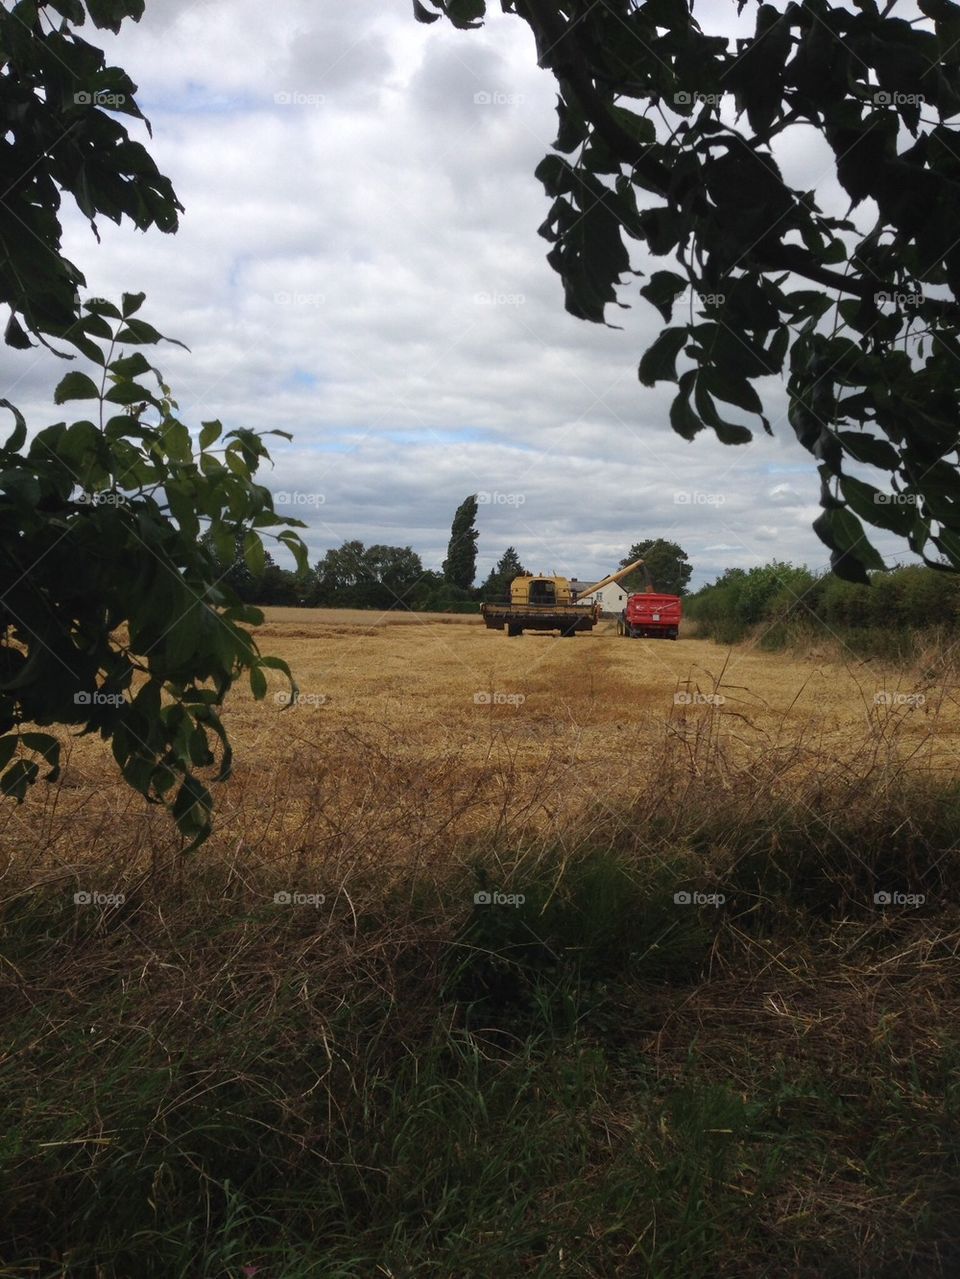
xmin=3 ymin=781 xmax=960 ymax=1277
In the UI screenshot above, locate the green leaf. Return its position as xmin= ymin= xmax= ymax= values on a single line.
xmin=0 ymin=736 xmax=18 ymax=774
xmin=0 ymin=400 xmax=27 ymax=453
xmin=121 ymin=291 xmax=146 ymax=317
xmin=638 ymin=328 xmax=689 ymax=386
xmin=840 ymin=475 xmax=916 ymax=535
xmin=1 ymin=760 xmax=39 ymax=803
xmin=249 ymin=665 xmax=267 ymax=700
xmin=172 ymin=774 xmax=213 ymax=852
xmin=813 ymin=508 xmax=886 ymax=581
xmin=84 ymin=297 xmax=123 ymax=319
xmin=705 ymin=366 xmax=764 ymax=415
xmin=199 ymin=420 xmax=222 ymax=449
xmin=609 ymin=105 xmax=656 ymax=145
xmin=534 ymin=155 xmax=575 ymax=198
xmin=109 ymin=352 xmax=153 ymax=379
xmin=54 ymin=372 xmax=101 ymax=403
xmin=639 ymin=271 xmax=689 ymax=323
xmin=243 ymin=531 xmax=266 ymax=578
xmin=669 ymin=371 xmax=704 ymax=441
xmin=20 ymin=732 xmax=61 ymax=780
xmin=412 ymin=0 xmax=440 ymax=19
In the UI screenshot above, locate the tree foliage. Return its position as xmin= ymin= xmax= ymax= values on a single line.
xmin=442 ymin=494 xmax=479 ymax=590
xmin=480 ymin=545 xmax=527 ymax=601
xmin=419 ymin=0 xmax=960 ymax=582
xmin=687 ymin=560 xmax=960 ymax=650
xmin=0 ymin=294 xmax=307 ymax=848
xmin=620 ymin=539 xmax=692 ymax=595
xmin=0 ymin=0 xmax=182 ymax=353
xmin=311 ymin=541 xmax=428 ymax=609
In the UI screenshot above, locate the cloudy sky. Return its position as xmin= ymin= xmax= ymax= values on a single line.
xmin=0 ymin=0 xmax=914 ymax=588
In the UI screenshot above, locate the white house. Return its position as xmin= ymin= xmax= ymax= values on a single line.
xmin=569 ymin=578 xmax=630 ymax=615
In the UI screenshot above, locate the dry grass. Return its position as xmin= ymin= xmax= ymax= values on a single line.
xmin=2 ymin=609 xmax=960 ymax=1276
xmin=6 ymin=606 xmax=958 ymax=887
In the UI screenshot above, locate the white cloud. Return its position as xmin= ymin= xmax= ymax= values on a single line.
xmin=0 ymin=0 xmax=912 ymax=590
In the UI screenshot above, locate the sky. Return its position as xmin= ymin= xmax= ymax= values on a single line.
xmin=0 ymin=0 xmax=917 ymax=589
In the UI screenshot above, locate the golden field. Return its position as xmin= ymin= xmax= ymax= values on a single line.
xmin=5 ymin=607 xmax=960 ymax=888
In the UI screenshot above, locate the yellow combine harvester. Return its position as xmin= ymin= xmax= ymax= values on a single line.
xmin=480 ymin=558 xmax=645 ymax=637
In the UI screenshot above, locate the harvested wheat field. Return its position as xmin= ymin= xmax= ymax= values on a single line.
xmin=4 ymin=612 xmax=960 ymax=1278
xmin=14 ymin=607 xmax=960 ymax=887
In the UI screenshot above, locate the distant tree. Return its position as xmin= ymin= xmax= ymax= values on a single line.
xmin=442 ymin=495 xmax=479 ymax=591
xmin=312 ymin=542 xmax=424 ymax=609
xmin=620 ymin=540 xmax=693 ymax=596
xmin=481 ymin=546 xmax=527 ymax=601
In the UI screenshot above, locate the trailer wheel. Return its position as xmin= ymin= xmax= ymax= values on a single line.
xmin=507 ymin=624 xmax=522 ymax=637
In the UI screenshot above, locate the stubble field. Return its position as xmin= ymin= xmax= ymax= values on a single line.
xmin=3 ymin=609 xmax=960 ymax=1278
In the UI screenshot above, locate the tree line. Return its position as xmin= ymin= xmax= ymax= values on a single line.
xmin=208 ymin=495 xmax=695 ymax=611
xmin=686 ymin=561 xmax=960 ymax=661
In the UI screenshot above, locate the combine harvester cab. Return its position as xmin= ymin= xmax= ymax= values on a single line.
xmin=617 ymin=592 xmax=682 ymax=640
xmin=481 ymin=558 xmax=646 ymax=637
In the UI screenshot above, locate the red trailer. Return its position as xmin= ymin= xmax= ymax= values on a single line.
xmin=617 ymin=592 xmax=682 ymax=640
